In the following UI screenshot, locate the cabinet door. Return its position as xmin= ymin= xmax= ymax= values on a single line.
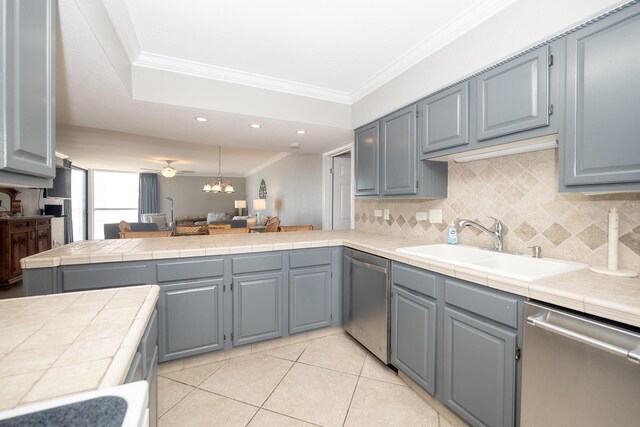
xmin=391 ymin=286 xmax=437 ymax=395
xmin=476 ymin=46 xmax=550 ymax=141
xmin=233 ymin=272 xmax=283 ymax=346
xmin=443 ymin=307 xmax=516 ymax=427
xmin=158 ymin=279 xmax=224 ymax=361
xmin=0 ymin=0 xmax=56 ymax=178
xmin=380 ymin=105 xmax=417 ymax=196
xmin=10 ymin=230 xmax=30 ymax=279
xmin=420 ymin=82 xmax=469 ymax=154
xmin=354 ymin=122 xmax=379 ymax=196
xmin=36 ymin=228 xmax=50 ymax=253
xmin=563 ymin=6 xmax=640 ymax=187
xmin=289 ymin=266 xmax=331 ymax=334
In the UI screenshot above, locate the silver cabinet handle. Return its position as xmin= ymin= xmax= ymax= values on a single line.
xmin=350 ymin=258 xmax=387 ymax=274
xmin=527 ymin=313 xmax=640 ymax=364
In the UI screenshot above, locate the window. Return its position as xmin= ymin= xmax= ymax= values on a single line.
xmin=92 ymin=171 xmax=139 ymax=239
xmin=71 ymin=167 xmax=87 ymax=241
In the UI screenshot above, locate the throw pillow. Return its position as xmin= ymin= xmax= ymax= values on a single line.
xmin=207 ymin=212 xmax=226 ymax=223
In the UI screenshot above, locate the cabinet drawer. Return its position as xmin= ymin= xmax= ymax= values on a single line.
xmin=444 ymin=278 xmax=519 ymax=328
xmin=125 ymin=352 xmax=143 ymax=384
xmin=392 ymin=262 xmax=437 ymax=298
xmin=156 ymin=258 xmax=223 ymax=283
xmin=139 ymin=309 xmax=158 ymax=378
xmin=289 ymin=249 xmax=332 ymax=268
xmin=232 ymin=253 xmax=282 ymax=274
xmin=36 ymin=219 xmax=50 ymax=228
xmin=10 ymin=220 xmax=33 ymax=230
xmin=61 ymin=264 xmax=148 ymax=291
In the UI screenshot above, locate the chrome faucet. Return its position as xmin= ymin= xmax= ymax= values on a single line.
xmin=457 ymin=217 xmax=504 ymax=252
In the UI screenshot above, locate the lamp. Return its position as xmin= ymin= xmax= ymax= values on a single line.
xmin=253 ymin=198 xmax=266 ymax=224
xmin=203 ymin=146 xmax=235 ymax=193
xmin=234 ymin=200 xmax=246 ymax=216
xmin=161 ymin=166 xmax=177 ymax=178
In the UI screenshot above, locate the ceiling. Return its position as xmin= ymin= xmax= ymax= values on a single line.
xmin=56 ymin=0 xmax=517 ymax=175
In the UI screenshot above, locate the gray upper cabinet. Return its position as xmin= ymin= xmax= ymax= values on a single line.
xmin=0 ymin=0 xmax=56 ymax=179
xmin=420 ymin=82 xmax=469 ymax=155
xmin=380 ymin=105 xmax=417 ymax=196
xmin=561 ymin=4 xmax=640 ymax=190
xmin=289 ymin=265 xmax=331 ymax=334
xmin=476 ymin=46 xmax=550 ymax=141
xmin=158 ymin=279 xmax=224 ymax=362
xmin=354 ymin=122 xmax=379 ymax=196
xmin=443 ymin=307 xmax=516 ymax=427
xmin=233 ymin=271 xmax=283 ymax=346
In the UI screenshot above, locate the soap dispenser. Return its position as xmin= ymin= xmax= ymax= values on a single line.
xmin=447 ymin=222 xmax=458 ymax=244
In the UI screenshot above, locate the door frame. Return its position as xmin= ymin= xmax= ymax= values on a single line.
xmin=321 ymin=143 xmax=354 ymax=230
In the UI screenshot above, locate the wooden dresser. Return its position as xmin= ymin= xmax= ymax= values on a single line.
xmin=0 ymin=216 xmax=52 ymax=285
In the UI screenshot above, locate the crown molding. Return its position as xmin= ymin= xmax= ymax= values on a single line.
xmin=134 ymin=52 xmax=352 ymax=104
xmin=349 ymin=0 xmax=518 ymax=103
xmin=243 ymin=152 xmax=291 ymax=177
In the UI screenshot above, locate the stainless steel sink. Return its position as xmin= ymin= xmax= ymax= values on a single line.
xmin=396 ymin=244 xmax=587 ymax=281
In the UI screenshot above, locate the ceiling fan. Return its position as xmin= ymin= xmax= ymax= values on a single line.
xmin=141 ymin=160 xmax=195 ymax=178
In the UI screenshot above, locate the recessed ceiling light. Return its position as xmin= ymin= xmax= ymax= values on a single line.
xmin=296 ymin=130 xmax=306 ymax=135
xmin=195 ymin=117 xmax=208 ymax=122
xmin=250 ymin=123 xmax=261 ymax=128
xmin=290 ymin=142 xmax=301 ymax=149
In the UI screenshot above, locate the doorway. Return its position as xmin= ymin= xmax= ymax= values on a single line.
xmin=322 ymin=145 xmax=354 ymax=230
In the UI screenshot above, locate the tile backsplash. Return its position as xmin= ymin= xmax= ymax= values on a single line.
xmin=355 ymin=149 xmax=640 ymax=273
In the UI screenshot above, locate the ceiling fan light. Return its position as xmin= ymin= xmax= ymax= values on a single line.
xmin=161 ymin=167 xmax=177 ymax=178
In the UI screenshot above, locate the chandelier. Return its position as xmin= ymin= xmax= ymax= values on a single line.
xmin=203 ymin=146 xmax=235 ymax=193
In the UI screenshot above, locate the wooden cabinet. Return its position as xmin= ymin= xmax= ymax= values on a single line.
xmin=158 ymin=278 xmax=224 ymax=362
xmin=354 ymin=122 xmax=380 ymax=196
xmin=561 ymin=4 xmax=640 ymax=191
xmin=0 ymin=216 xmax=52 ymax=285
xmin=420 ymin=82 xmax=470 ymax=155
xmin=0 ymin=0 xmax=56 ymax=185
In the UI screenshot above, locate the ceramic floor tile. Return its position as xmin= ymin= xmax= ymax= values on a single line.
xmin=161 ymin=361 xmax=226 ymax=387
xmin=158 ymin=376 xmax=194 ymax=417
xmin=259 ymin=341 xmax=309 ymax=362
xmin=359 ymin=354 xmax=405 ymax=385
xmin=298 ymin=334 xmax=366 ymax=375
xmin=247 ymin=409 xmax=316 ymax=427
xmin=159 ymin=389 xmax=257 ymax=427
xmin=344 ymin=377 xmax=439 ymax=427
xmin=263 ymin=363 xmax=358 ymax=427
xmin=199 ymin=354 xmax=293 ymax=406
xmin=0 ymin=371 xmax=45 ymax=410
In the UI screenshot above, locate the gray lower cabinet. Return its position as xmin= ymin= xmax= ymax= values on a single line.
xmin=476 ymin=46 xmax=550 ymax=141
xmin=355 ymin=122 xmax=380 ymax=196
xmin=420 ymin=82 xmax=469 ymax=155
xmin=443 ymin=307 xmax=516 ymax=427
xmin=158 ymin=278 xmax=224 ymax=361
xmin=289 ymin=265 xmax=331 ymax=334
xmin=391 ymin=285 xmax=437 ymax=394
xmin=561 ymin=3 xmax=640 ymax=191
xmin=233 ymin=271 xmax=283 ymax=346
xmin=0 ymin=0 xmax=56 ymax=182
xmin=380 ymin=105 xmax=417 ymax=196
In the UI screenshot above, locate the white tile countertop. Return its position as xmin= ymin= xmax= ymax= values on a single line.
xmin=0 ymin=285 xmax=159 ymax=411
xmin=20 ymin=230 xmax=640 ymax=327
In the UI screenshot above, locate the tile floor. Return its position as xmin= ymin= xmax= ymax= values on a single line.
xmin=157 ymin=328 xmax=462 ymax=427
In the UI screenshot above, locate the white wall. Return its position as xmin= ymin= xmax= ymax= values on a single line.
xmin=157 ymin=176 xmax=246 ymax=220
xmin=352 ymin=0 xmax=625 ymax=127
xmin=246 ymin=154 xmax=323 ymax=229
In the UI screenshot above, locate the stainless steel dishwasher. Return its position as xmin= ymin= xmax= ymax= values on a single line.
xmin=521 ymin=301 xmax=640 ymax=426
xmin=343 ymin=248 xmax=390 ymax=364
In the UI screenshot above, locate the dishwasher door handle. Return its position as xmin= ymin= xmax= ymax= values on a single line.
xmin=527 ymin=313 xmax=640 ymax=364
xmin=350 ymin=258 xmax=387 ymax=274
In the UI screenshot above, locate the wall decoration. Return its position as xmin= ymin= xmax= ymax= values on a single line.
xmin=259 ymin=179 xmax=267 ymax=199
